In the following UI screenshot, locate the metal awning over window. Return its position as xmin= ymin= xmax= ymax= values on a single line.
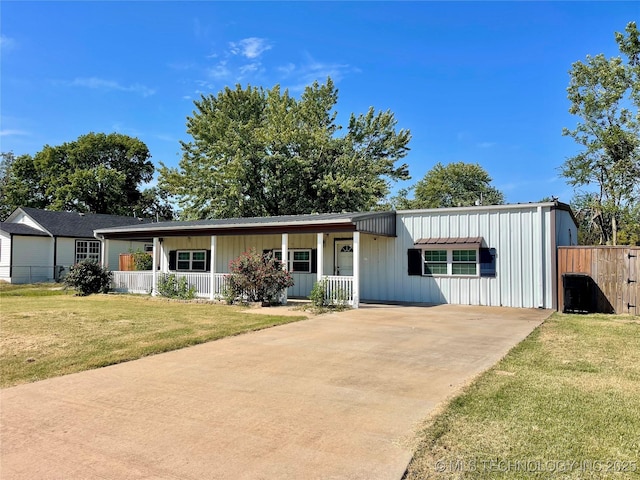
xmin=414 ymin=237 xmax=485 ymax=249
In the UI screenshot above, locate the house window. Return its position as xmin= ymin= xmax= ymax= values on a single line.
xmin=424 ymin=250 xmax=448 ymax=275
xmin=452 ymin=249 xmax=477 ymax=275
xmin=76 ymin=240 xmax=100 ymax=263
xmin=273 ymin=249 xmax=312 ymax=273
xmin=423 ymin=249 xmax=478 ymax=276
xmin=177 ymin=250 xmax=206 ymax=271
xmin=144 ymin=243 xmax=153 ymax=252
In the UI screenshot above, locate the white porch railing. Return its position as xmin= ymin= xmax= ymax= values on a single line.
xmin=111 ymin=271 xmax=230 ymax=299
xmin=111 ymin=271 xmax=353 ymax=305
xmin=323 ymin=275 xmax=354 ymax=306
xmin=112 ymin=271 xmax=154 ymax=294
xmin=173 ymin=272 xmax=230 ymax=299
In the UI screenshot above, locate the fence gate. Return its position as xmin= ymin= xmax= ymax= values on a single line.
xmin=557 ymin=246 xmax=640 ymax=315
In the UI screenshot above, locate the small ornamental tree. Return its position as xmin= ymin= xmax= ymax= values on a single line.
xmin=63 ymin=260 xmax=112 ymax=296
xmin=226 ymin=248 xmax=294 ymax=304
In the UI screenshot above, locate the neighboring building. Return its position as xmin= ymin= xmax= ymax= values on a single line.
xmin=95 ymin=202 xmax=578 ymax=309
xmin=0 ymin=207 xmax=152 ymax=284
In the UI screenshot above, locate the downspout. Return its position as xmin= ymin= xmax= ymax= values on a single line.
xmin=538 ymin=205 xmax=545 ymax=308
xmin=53 ymin=237 xmax=57 ymax=279
xmin=550 ymin=206 xmax=558 ymax=311
xmin=9 ymin=233 xmax=14 ymax=279
xmin=94 ymin=232 xmax=105 ymax=267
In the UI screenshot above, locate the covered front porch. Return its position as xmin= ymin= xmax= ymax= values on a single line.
xmin=95 ymin=212 xmax=397 ymax=308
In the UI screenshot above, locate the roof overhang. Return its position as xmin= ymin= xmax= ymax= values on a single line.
xmin=94 ymin=211 xmax=396 ymax=240
xmin=414 ymin=236 xmax=485 ymax=249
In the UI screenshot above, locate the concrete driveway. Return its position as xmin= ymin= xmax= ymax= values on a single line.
xmin=1 ymin=304 xmax=550 ymax=479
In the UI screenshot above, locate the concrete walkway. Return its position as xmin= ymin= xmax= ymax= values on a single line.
xmin=1 ymin=305 xmax=550 ymax=479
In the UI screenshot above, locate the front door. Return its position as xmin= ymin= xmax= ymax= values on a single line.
xmin=335 ymin=241 xmax=353 ymax=276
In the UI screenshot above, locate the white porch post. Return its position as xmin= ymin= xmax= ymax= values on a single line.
xmin=101 ymin=238 xmax=109 ymax=268
xmin=352 ymin=231 xmax=360 ymax=308
xmin=316 ymin=232 xmax=324 ymax=282
xmin=209 ymin=235 xmax=217 ymax=300
xmin=281 ymin=233 xmax=288 ymax=305
xmin=152 ymin=237 xmax=159 ymax=296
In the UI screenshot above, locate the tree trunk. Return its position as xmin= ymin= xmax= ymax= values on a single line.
xmin=612 ymin=215 xmax=618 ymax=246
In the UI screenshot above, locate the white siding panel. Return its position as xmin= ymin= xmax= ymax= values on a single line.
xmin=0 ymin=232 xmax=11 ymax=281
xmin=11 ymin=236 xmax=54 ymax=283
xmin=56 ymin=238 xmax=76 ymax=266
xmin=377 ymin=205 xmax=556 ymax=308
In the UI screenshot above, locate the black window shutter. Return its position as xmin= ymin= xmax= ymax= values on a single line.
xmin=408 ymin=249 xmax=422 ymax=276
xmin=206 ymin=250 xmax=212 ymax=272
xmin=311 ymin=249 xmax=317 ymax=273
xmin=480 ymin=248 xmax=497 ymax=277
xmin=169 ymin=250 xmax=177 ymax=271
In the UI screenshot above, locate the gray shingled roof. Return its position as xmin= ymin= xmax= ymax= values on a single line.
xmin=17 ymin=207 xmax=152 ymax=238
xmin=0 ymin=222 xmax=50 ymax=237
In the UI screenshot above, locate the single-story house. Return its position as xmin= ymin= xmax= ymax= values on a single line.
xmin=0 ymin=207 xmax=152 ymax=283
xmin=94 ymin=201 xmax=577 ymax=309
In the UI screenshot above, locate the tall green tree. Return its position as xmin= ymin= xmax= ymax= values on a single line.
xmin=396 ymin=161 xmax=504 ymax=209
xmin=562 ymin=22 xmax=640 ymax=245
xmin=0 ymin=152 xmax=48 ymax=219
xmin=159 ymin=78 xmax=411 ymax=219
xmin=1 ymin=133 xmax=162 ymax=217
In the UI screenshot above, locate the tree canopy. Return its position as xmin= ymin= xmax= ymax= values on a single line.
xmin=394 ymin=161 xmax=504 ymax=209
xmin=1 ymin=132 xmax=173 ymax=219
xmin=159 ymin=78 xmax=411 ymax=219
xmin=562 ymin=21 xmax=640 ymax=245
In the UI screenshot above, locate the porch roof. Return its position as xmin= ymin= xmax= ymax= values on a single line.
xmin=94 ymin=211 xmax=396 ymax=240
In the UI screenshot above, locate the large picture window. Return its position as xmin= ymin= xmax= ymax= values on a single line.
xmin=423 ymin=249 xmax=478 ymax=276
xmin=176 ymin=250 xmax=207 ymax=271
xmin=273 ymin=249 xmax=312 ymax=273
xmin=76 ymin=240 xmax=100 ymax=263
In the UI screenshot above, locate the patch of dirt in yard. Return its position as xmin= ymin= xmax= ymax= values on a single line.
xmin=243 ymin=305 xmax=316 ymax=317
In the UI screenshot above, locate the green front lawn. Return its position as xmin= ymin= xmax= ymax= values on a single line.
xmin=0 ymin=285 xmax=306 ymax=387
xmin=405 ymin=312 xmax=640 ymax=479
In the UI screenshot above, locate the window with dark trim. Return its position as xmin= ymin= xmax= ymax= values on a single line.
xmin=76 ymin=240 xmax=100 ymax=263
xmin=410 ymin=247 xmax=496 ymax=277
xmin=274 ymin=249 xmax=312 ymax=273
xmin=421 ymin=248 xmax=478 ymax=276
xmin=176 ymin=250 xmax=206 ymax=271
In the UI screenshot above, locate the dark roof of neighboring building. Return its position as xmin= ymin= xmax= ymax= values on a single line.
xmin=0 ymin=222 xmax=50 ymax=237
xmin=95 ymin=211 xmax=397 ymax=239
xmin=9 ymin=207 xmax=152 ymax=238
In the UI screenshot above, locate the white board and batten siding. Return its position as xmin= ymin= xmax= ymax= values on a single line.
xmin=0 ymin=232 xmax=13 ymax=281
xmin=360 ymin=205 xmax=576 ymax=309
xmin=161 ymin=234 xmax=322 ymax=298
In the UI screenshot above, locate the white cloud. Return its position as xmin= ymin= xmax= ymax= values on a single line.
xmin=69 ymin=77 xmax=156 ymax=97
xmin=207 ymin=62 xmax=231 ymax=80
xmin=277 ymin=63 xmax=296 ymax=76
xmin=0 ymin=129 xmax=28 ymax=137
xmin=239 ymin=62 xmax=261 ymax=75
xmin=229 ymin=37 xmax=271 ymax=59
xmin=285 ymin=55 xmax=356 ymax=91
xmin=477 ymin=141 xmax=496 ymax=148
xmin=0 ymin=34 xmax=16 ymax=50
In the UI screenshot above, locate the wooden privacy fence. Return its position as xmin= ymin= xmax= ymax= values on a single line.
xmin=557 ymin=246 xmax=639 ymax=315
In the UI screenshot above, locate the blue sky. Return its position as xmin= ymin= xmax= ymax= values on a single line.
xmin=1 ymin=1 xmax=637 ymax=205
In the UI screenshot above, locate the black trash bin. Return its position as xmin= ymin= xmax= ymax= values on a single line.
xmin=563 ymin=273 xmax=595 ymax=313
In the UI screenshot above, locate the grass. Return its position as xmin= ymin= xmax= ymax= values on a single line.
xmin=404 ymin=312 xmax=640 ymax=479
xmin=0 ymin=284 xmax=306 ymax=388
